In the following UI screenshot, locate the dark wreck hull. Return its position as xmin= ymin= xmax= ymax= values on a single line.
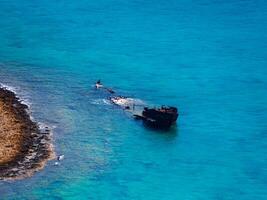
xmin=143 ymin=118 xmax=175 ymax=129
xmin=135 ymin=107 xmax=179 ymax=129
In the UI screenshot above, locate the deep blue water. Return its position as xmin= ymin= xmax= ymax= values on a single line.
xmin=0 ymin=0 xmax=267 ymax=199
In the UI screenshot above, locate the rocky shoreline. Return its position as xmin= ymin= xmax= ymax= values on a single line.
xmin=0 ymin=87 xmax=54 ymax=180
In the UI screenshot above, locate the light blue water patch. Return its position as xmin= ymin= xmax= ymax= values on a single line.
xmin=0 ymin=0 xmax=267 ymax=199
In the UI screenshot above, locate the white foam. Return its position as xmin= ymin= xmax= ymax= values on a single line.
xmin=130 ymin=98 xmax=146 ymax=106
xmin=90 ymin=99 xmax=112 ymax=106
xmin=111 ymin=97 xmax=145 ymax=106
xmin=0 ymin=82 xmax=32 ymax=108
xmin=37 ymin=122 xmax=49 ymax=130
xmin=0 ymin=83 xmax=17 ymax=94
xmin=103 ymin=99 xmax=112 ymax=105
xmin=39 ymin=122 xmax=56 ymax=130
xmin=0 ymin=82 xmax=56 ymax=132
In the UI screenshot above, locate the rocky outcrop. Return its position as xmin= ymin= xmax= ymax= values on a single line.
xmin=0 ymin=88 xmax=54 ymax=180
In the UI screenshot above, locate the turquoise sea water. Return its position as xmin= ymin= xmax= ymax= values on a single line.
xmin=0 ymin=0 xmax=267 ymax=199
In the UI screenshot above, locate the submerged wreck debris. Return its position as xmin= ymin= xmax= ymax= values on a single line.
xmin=57 ymin=154 xmax=65 ymax=161
xmin=95 ymin=81 xmax=179 ymax=129
xmin=95 ymin=80 xmax=115 ymax=94
xmin=0 ymin=87 xmax=55 ymax=180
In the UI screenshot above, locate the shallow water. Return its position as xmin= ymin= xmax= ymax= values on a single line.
xmin=0 ymin=0 xmax=267 ymax=199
